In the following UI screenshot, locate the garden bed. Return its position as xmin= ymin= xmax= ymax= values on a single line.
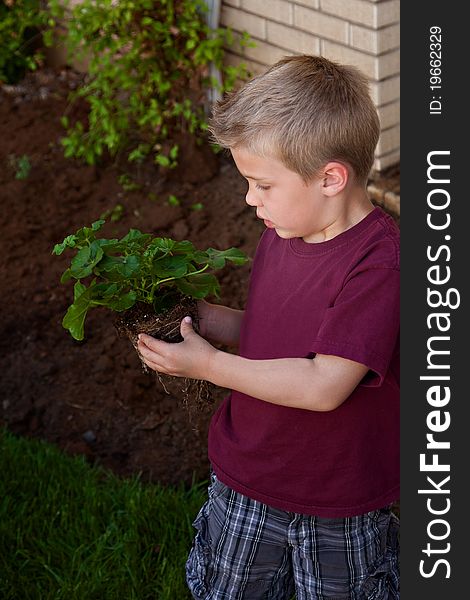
xmin=0 ymin=68 xmax=400 ymax=486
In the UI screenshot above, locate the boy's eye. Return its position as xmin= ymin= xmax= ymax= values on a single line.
xmin=255 ymin=183 xmax=270 ymax=191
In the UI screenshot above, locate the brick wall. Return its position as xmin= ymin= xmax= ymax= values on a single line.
xmin=220 ymin=0 xmax=400 ymax=173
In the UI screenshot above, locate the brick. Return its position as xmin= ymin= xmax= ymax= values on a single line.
xmin=350 ymin=25 xmax=377 ymax=54
xmin=266 ymin=21 xmax=320 ymax=54
xmin=374 ymin=150 xmax=400 ymax=173
xmin=369 ymin=75 xmax=400 ymax=105
xmin=228 ymin=31 xmax=292 ymax=65
xmin=373 ymin=150 xmax=400 ymax=173
xmin=320 ymin=0 xmax=399 ymax=28
xmin=377 ymin=100 xmax=400 ymax=129
xmin=376 ymin=124 xmax=400 ymax=155
xmin=243 ymin=37 xmax=293 ymax=65
xmin=322 ymin=40 xmax=398 ymax=80
xmin=376 ymin=0 xmax=400 ymax=27
xmin=221 ymin=6 xmax=266 ymax=39
xmin=321 ymin=40 xmax=377 ymax=79
xmin=350 ymin=23 xmax=399 ymax=54
xmin=378 ymin=22 xmax=400 ymax=52
xmin=320 ymin=0 xmax=375 ymax=26
xmin=292 ymin=0 xmax=320 ymax=8
xmin=377 ymin=48 xmax=399 ymax=79
xmin=294 ymin=5 xmax=348 ymax=44
xmin=241 ymin=0 xmax=292 ymax=24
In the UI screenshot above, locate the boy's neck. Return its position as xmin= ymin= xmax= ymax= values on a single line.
xmin=303 ymin=187 xmax=374 ymax=244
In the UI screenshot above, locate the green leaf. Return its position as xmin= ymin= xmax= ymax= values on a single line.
xmin=128 ymin=147 xmax=145 ymax=162
xmin=155 ymin=154 xmax=170 ymax=167
xmin=92 ymin=282 xmax=119 ymax=298
xmin=120 ymin=229 xmax=151 ymax=244
xmin=152 ymin=255 xmax=188 ymax=279
xmin=73 ymin=281 xmax=86 ymax=301
xmin=207 ymin=247 xmax=249 ymax=266
xmin=107 ymin=291 xmax=137 ymax=311
xmin=52 ymin=235 xmax=77 ymax=255
xmin=175 ymin=273 xmax=220 ymax=299
xmin=167 ymin=195 xmax=180 ymax=206
xmin=192 ymin=250 xmax=210 ymax=265
xmin=99 ymin=255 xmax=141 ymax=278
xmin=96 ymin=238 xmax=120 ymax=251
xmin=60 ymin=268 xmax=73 ymax=284
xmin=70 ymin=241 xmax=104 ymax=278
xmin=171 ymin=240 xmax=195 ymax=254
xmin=92 ymin=219 xmax=105 ymax=231
xmin=43 ymin=29 xmax=54 ymax=48
xmin=74 ymin=223 xmax=102 ymax=244
xmin=62 ymin=285 xmax=93 ymax=340
xmin=147 ymin=238 xmax=175 ymax=254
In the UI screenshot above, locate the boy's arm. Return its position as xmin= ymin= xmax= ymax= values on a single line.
xmin=208 ymin=351 xmax=369 ymax=412
xmin=197 ymin=300 xmax=244 ymax=348
xmin=138 ymin=318 xmax=369 ymax=412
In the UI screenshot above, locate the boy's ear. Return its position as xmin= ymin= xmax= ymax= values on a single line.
xmin=320 ymin=162 xmax=349 ymax=196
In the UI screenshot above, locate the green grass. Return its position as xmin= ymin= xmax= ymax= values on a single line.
xmin=0 ymin=428 xmax=207 ymax=599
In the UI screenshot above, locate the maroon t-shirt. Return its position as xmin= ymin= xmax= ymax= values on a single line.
xmin=208 ymin=207 xmax=400 ymax=517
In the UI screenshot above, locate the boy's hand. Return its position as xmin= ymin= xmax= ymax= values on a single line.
xmin=137 ymin=316 xmax=217 ymax=380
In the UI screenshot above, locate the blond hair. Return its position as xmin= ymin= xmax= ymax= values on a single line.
xmin=209 ymin=55 xmax=380 ymax=184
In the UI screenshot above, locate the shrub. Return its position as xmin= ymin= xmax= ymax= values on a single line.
xmin=48 ymin=0 xmax=250 ymax=166
xmin=0 ymin=0 xmax=49 ymax=84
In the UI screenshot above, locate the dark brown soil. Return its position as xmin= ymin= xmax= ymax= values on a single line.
xmin=114 ymin=297 xmax=201 ymax=367
xmin=114 ymin=298 xmax=213 ymax=416
xmin=0 ymin=68 xmax=400 ymax=487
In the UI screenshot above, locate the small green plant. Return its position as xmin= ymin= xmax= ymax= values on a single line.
xmin=0 ymin=0 xmax=49 ymax=84
xmin=167 ymin=194 xmax=181 ymax=207
xmin=48 ymin=0 xmax=251 ymax=166
xmin=8 ymin=153 xmax=31 ymax=179
xmin=52 ymin=219 xmax=248 ymax=341
xmin=15 ymin=154 xmax=31 ymax=179
xmin=118 ymin=173 xmax=141 ymax=192
xmin=190 ymin=202 xmax=204 ymax=211
xmin=100 ymin=203 xmax=124 ymax=223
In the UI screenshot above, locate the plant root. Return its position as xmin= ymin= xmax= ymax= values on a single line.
xmin=114 ymin=298 xmax=214 ymax=416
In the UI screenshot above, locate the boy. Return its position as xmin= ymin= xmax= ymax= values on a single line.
xmin=138 ymin=55 xmax=400 ymax=599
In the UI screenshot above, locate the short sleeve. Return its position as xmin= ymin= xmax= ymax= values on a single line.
xmin=310 ymin=267 xmax=400 ymax=387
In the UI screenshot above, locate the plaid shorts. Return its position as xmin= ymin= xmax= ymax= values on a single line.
xmin=186 ymin=471 xmax=399 ymax=600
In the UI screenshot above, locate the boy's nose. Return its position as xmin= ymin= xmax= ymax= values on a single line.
xmin=245 ymin=188 xmax=261 ymax=207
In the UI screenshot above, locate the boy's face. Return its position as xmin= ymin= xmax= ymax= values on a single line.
xmin=231 ymin=147 xmax=330 ymax=243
